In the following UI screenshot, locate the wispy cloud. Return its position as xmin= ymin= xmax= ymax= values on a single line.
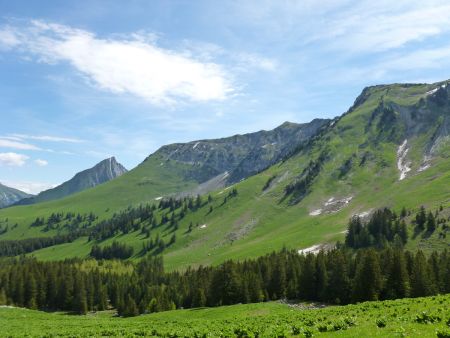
xmin=233 ymin=1 xmax=450 ymax=54
xmin=11 ymin=134 xmax=84 ymax=143
xmin=234 ymin=52 xmax=278 ymax=72
xmin=0 ymin=152 xmax=29 ymax=166
xmin=317 ymin=1 xmax=450 ymax=53
xmin=0 ymin=20 xmax=234 ymax=105
xmin=34 ymin=159 xmax=48 ymax=166
xmin=0 ymin=138 xmax=40 ymax=150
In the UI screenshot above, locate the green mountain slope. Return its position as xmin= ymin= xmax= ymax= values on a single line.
xmin=0 ymin=120 xmax=327 ymax=239
xmin=0 ymin=80 xmax=449 ymax=269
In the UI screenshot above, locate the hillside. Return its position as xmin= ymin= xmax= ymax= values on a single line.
xmin=0 ymin=183 xmax=31 ymax=208
xmin=2 ymin=295 xmax=450 ymax=337
xmin=0 ymin=119 xmax=328 ymax=236
xmin=0 ymin=80 xmax=449 ymax=269
xmin=14 ymin=157 xmax=128 ymax=206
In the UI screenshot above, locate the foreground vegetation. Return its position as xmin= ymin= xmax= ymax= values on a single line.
xmin=1 ymin=294 xmax=450 ymax=337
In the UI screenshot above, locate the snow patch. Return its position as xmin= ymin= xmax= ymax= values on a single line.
xmin=192 ymin=142 xmax=200 ymax=149
xmin=324 ymin=197 xmax=335 ymax=206
xmin=418 ymin=164 xmax=431 ymax=172
xmin=154 ymin=196 xmax=163 ymax=201
xmin=418 ymin=155 xmax=432 ymax=173
xmin=199 ymin=224 xmax=207 ymax=229
xmin=355 ymin=210 xmax=372 ymax=219
xmin=310 ymin=196 xmax=353 ymax=216
xmin=426 ymin=88 xmax=439 ymax=96
xmin=298 ymin=245 xmax=322 ymax=255
xmin=397 ymin=139 xmax=411 ymax=181
xmin=309 ymin=209 xmax=322 ymax=216
xmin=426 ymin=83 xmax=447 ymax=96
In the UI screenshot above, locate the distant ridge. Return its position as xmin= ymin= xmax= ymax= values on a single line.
xmin=14 ymin=157 xmax=127 ymax=206
xmin=0 ymin=183 xmax=32 ymax=208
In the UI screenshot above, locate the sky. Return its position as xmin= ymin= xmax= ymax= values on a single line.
xmin=1 ymin=0 xmax=450 ymax=194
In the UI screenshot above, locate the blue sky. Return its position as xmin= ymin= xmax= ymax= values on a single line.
xmin=1 ymin=0 xmax=450 ymax=194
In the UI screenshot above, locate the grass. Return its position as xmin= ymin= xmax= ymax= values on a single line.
xmin=1 ymin=294 xmax=449 ymax=337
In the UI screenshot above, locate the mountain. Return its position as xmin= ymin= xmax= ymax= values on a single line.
xmin=152 ymin=118 xmax=329 ymax=193
xmin=0 ymin=183 xmax=32 ymax=208
xmin=15 ymin=157 xmax=128 ymax=206
xmin=0 ymin=80 xmax=449 ymax=268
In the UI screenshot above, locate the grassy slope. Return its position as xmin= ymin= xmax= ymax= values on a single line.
xmin=2 ymin=294 xmax=450 ymax=337
xmin=1 ymin=83 xmax=450 ymax=269
xmin=0 ymin=154 xmax=199 ymax=240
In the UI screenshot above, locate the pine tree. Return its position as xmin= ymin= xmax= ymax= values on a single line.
xmin=315 ymin=252 xmax=328 ymax=301
xmin=415 ymin=206 xmax=426 ymax=230
xmin=426 ymin=211 xmax=436 ymax=232
xmin=352 ymin=250 xmax=382 ymax=302
xmin=299 ymin=254 xmax=317 ymax=300
xmin=191 ymin=288 xmax=206 ymax=307
xmin=122 ymin=294 xmax=139 ymax=317
xmin=399 ymin=220 xmax=408 ymax=244
xmin=385 ymin=250 xmax=410 ymax=299
xmin=411 ymin=251 xmax=432 ymax=297
xmin=25 ymin=275 xmax=38 ymax=309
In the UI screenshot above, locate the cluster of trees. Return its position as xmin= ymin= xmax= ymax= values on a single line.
xmin=0 ymin=258 xmax=108 ymax=314
xmin=89 ymin=194 xmax=213 ymax=242
xmin=414 ymin=206 xmax=448 ymax=234
xmin=284 ymin=149 xmax=329 ymax=202
xmin=140 ymin=233 xmax=176 ymax=256
xmin=345 ymin=208 xmax=408 ymax=248
xmin=345 ymin=206 xmax=448 ymax=249
xmin=1 ymin=245 xmax=449 ymax=316
xmin=30 ymin=212 xmax=97 ymax=232
xmin=90 ymin=241 xmax=134 ymax=260
xmin=0 ymin=232 xmax=83 ymax=256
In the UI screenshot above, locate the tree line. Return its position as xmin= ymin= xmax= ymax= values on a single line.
xmin=1 ymin=245 xmax=449 ymax=317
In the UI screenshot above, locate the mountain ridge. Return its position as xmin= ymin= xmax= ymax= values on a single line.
xmin=14 ymin=157 xmax=127 ymax=206
xmin=0 ymin=183 xmax=32 ymax=208
xmin=0 ymin=79 xmax=448 ymax=269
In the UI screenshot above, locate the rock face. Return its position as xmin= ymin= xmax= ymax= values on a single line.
xmin=147 ymin=118 xmax=330 ymax=187
xmin=0 ymin=183 xmax=32 ymax=208
xmin=15 ymin=157 xmax=127 ymax=206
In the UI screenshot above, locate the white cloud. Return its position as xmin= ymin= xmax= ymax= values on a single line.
xmin=0 ymin=28 xmax=20 ymax=50
xmin=11 ymin=134 xmax=84 ymax=143
xmin=0 ymin=138 xmax=40 ymax=150
xmin=0 ymin=152 xmax=29 ymax=166
xmin=34 ymin=159 xmax=48 ymax=166
xmin=3 ymin=180 xmax=56 ymax=194
xmin=0 ymin=20 xmax=234 ymax=105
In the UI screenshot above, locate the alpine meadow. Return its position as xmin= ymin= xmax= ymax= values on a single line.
xmin=0 ymin=1 xmax=450 ymax=337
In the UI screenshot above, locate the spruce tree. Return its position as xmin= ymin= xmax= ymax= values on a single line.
xmin=385 ymin=250 xmax=410 ymax=299
xmin=411 ymin=251 xmax=432 ymax=297
xmin=352 ymin=250 xmax=382 ymax=302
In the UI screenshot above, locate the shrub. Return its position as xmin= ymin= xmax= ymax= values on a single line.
xmin=376 ymin=318 xmax=387 ymax=328
xmin=303 ymin=328 xmax=314 ymax=337
xmin=436 ymin=329 xmax=450 ymax=338
xmin=415 ymin=312 xmax=441 ymax=324
xmin=317 ymin=324 xmax=328 ymax=332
